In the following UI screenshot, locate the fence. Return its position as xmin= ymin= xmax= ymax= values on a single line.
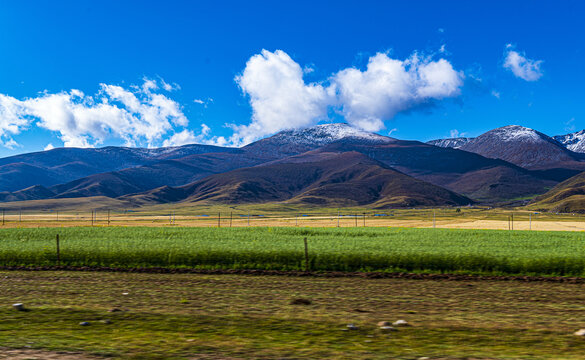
xmin=0 ymin=208 xmax=584 ymax=232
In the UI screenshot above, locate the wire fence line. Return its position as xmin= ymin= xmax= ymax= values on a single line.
xmin=0 ymin=207 xmax=584 ymax=231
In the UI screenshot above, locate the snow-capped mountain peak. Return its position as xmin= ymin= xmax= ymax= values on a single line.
xmin=554 ymin=130 xmax=585 ymax=153
xmin=427 ymin=137 xmax=474 ymax=149
xmin=266 ymin=123 xmax=393 ymax=146
xmin=487 ymin=125 xmax=544 ymax=142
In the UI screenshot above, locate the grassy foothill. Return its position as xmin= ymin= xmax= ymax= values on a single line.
xmin=0 ymin=226 xmax=584 ymax=277
xmin=1 ymin=271 xmax=585 ymax=359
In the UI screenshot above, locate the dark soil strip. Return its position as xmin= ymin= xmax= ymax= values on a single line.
xmin=0 ymin=265 xmax=584 ymax=283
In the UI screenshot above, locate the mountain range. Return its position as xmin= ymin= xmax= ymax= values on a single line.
xmin=2 ymin=123 xmax=585 ymax=211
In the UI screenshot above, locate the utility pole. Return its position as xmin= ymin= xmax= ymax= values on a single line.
xmin=218 ymin=212 xmax=221 ymax=228
xmin=529 ymin=213 xmax=532 ymax=231
xmin=355 ymin=214 xmax=358 ymax=227
xmin=337 ymin=209 xmax=340 ymax=228
xmin=363 ymin=212 xmax=366 ymax=227
xmin=91 ymin=210 xmax=94 ymax=226
xmin=107 ymin=209 xmax=110 ymax=226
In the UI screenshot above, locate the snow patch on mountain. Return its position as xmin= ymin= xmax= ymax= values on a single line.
xmin=427 ymin=137 xmax=474 ymax=149
xmin=267 ymin=123 xmax=392 ymax=145
xmin=487 ymin=125 xmax=544 ymax=142
xmin=554 ymin=130 xmax=585 ymax=153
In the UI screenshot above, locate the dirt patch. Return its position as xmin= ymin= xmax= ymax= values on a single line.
xmin=0 ymin=348 xmax=101 ymax=359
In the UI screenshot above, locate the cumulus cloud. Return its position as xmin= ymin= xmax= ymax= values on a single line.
xmin=232 ymin=49 xmax=464 ymax=144
xmin=450 ymin=129 xmax=466 ymax=138
xmin=503 ymin=45 xmax=543 ymax=81
xmin=232 ymin=49 xmax=334 ymax=145
xmin=332 ymin=52 xmax=464 ymax=131
xmin=0 ymin=78 xmax=202 ymax=148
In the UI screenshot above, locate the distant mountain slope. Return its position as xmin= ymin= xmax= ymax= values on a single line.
xmin=459 ymin=125 xmax=585 ymax=170
xmin=0 ymin=123 xmax=573 ymax=205
xmin=319 ymin=138 xmax=557 ymax=202
xmin=10 ymin=123 xmax=396 ymax=200
xmin=126 ymin=151 xmax=471 ymax=208
xmin=0 ymin=185 xmax=56 ymax=202
xmin=241 ymin=123 xmax=393 ymax=158
xmin=554 ymin=130 xmax=585 ymax=153
xmin=427 ymin=137 xmax=474 ymax=149
xmin=0 ymin=144 xmax=234 ymax=192
xmin=530 ymin=171 xmax=585 ymax=212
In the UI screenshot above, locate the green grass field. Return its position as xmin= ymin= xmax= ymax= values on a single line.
xmin=1 ymin=226 xmax=585 ymax=276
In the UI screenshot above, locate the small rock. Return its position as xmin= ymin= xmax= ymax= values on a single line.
xmin=574 ymin=329 xmax=585 ymax=336
xmin=79 ymin=321 xmax=90 ymax=326
xmin=393 ymin=319 xmax=410 ymax=327
xmin=122 ymin=292 xmax=129 ymax=296
xmin=108 ymin=308 xmax=122 ymax=312
xmin=379 ymin=326 xmax=397 ymax=332
xmin=377 ymin=321 xmax=391 ymax=327
xmin=418 ymin=357 xmax=430 ymax=360
xmin=346 ymin=324 xmax=359 ymax=330
xmin=12 ymin=303 xmax=25 ymax=311
xmin=290 ymin=298 xmax=312 ymax=305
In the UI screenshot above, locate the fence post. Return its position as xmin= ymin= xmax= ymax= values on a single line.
xmin=303 ymin=237 xmax=309 ymax=272
xmin=56 ymin=234 xmax=60 ymax=266
xmin=433 ymin=210 xmax=436 ymax=228
xmin=218 ymin=212 xmax=221 ymax=228
xmin=91 ymin=210 xmax=94 ymax=226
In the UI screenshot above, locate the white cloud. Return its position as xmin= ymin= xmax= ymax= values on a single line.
xmin=44 ymin=143 xmax=55 ymax=151
xmin=0 ymin=94 xmax=30 ymax=147
xmin=193 ymin=97 xmax=214 ymax=108
xmin=232 ymin=49 xmax=334 ymax=145
xmin=162 ymin=124 xmax=228 ymax=147
xmin=232 ymin=49 xmax=464 ymax=144
xmin=332 ymin=52 xmax=464 ymax=131
xmin=0 ymin=78 xmax=201 ymax=148
xmin=503 ymin=46 xmax=543 ymax=81
xmin=450 ymin=129 xmax=466 ymax=138
xmin=491 ymin=90 xmax=501 ymax=99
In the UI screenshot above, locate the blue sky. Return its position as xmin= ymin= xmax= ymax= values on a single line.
xmin=0 ymin=0 xmax=583 ymax=156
